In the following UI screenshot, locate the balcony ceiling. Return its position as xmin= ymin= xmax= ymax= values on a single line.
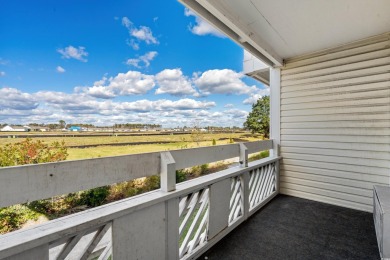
xmin=181 ymin=0 xmax=390 ymax=67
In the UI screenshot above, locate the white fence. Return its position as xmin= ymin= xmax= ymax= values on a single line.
xmin=0 ymin=140 xmax=280 ymax=260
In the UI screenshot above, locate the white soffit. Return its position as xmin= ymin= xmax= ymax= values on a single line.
xmin=182 ymin=0 xmax=390 ymax=66
xmin=243 ymin=50 xmax=270 ymax=85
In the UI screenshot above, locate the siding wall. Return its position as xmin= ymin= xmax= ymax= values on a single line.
xmin=280 ymin=33 xmax=390 ymax=212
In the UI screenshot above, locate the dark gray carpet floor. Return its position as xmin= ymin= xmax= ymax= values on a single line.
xmin=199 ymin=195 xmax=380 ymax=260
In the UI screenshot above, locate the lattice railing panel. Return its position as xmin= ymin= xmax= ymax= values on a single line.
xmin=249 ymin=162 xmax=276 ymax=210
xmin=178 ymin=188 xmax=210 ymax=259
xmin=48 ymin=223 xmax=112 ymax=260
xmin=229 ymin=176 xmax=244 ymax=225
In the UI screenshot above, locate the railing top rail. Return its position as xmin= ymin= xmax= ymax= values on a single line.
xmin=0 ymin=140 xmax=273 ymax=208
xmin=0 ymin=156 xmax=280 ymax=259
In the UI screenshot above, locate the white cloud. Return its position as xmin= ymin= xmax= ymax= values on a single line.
xmin=36 ymin=91 xmax=92 ymax=106
xmin=127 ymin=39 xmax=139 ymax=50
xmin=155 ymin=108 xmax=248 ymax=127
xmin=0 ymin=66 xmax=267 ymax=127
xmin=155 ymin=69 xmax=198 ymax=96
xmin=28 ymin=89 xmax=214 ymax=117
xmin=194 ymin=69 xmax=258 ymax=95
xmin=126 ymin=51 xmax=158 ymax=68
xmin=57 ymin=46 xmax=88 ymax=62
xmin=122 ymin=17 xmax=159 ymax=49
xmin=184 ymin=9 xmax=225 ymax=37
xmin=126 ymin=59 xmax=140 ymax=68
xmin=242 ymin=89 xmax=270 ymax=104
xmin=0 ymin=71 xmax=5 ymax=76
xmin=131 ymin=27 xmax=158 ymax=44
xmin=83 ymin=71 xmax=155 ymax=99
xmin=0 ymin=87 xmax=38 ymax=110
xmin=109 ymin=71 xmax=155 ymax=95
xmin=122 ymin=17 xmax=132 ymax=28
xmin=118 ymin=98 xmax=215 ymax=112
xmin=56 ymin=66 xmax=65 ymax=73
xmin=159 ymin=99 xmax=215 ymax=110
xmin=225 ymin=109 xmax=249 ymax=119
xmin=0 ymin=86 xmax=253 ymax=127
xmin=82 ymin=85 xmax=116 ymax=99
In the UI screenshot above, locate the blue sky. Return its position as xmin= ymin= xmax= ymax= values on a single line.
xmin=0 ymin=0 xmax=268 ymax=127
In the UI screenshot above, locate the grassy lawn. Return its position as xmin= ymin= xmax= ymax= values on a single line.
xmin=66 ymin=136 xmax=261 ymax=160
xmin=0 ymin=132 xmax=259 ymax=148
xmin=67 ymin=143 xmax=179 ymax=160
xmin=1 ymin=132 xmax=262 ymax=161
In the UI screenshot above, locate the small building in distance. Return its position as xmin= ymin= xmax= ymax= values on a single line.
xmin=29 ymin=126 xmax=49 ymax=132
xmin=68 ymin=126 xmax=82 ymax=132
xmin=0 ymin=125 xmax=30 ymax=132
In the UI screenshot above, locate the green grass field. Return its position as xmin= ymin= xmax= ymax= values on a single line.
xmin=0 ymin=132 xmax=262 ymax=160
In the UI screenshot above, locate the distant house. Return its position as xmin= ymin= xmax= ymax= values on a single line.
xmin=0 ymin=125 xmax=29 ymax=132
xmin=68 ymin=126 xmax=82 ymax=132
xmin=29 ymin=126 xmax=49 ymax=132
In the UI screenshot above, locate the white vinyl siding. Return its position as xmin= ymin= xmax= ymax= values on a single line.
xmin=280 ymin=33 xmax=390 ymax=212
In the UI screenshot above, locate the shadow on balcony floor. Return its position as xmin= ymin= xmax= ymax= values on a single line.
xmin=200 ymin=195 xmax=379 ymax=260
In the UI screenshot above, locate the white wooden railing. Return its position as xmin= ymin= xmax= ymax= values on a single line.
xmin=0 ymin=140 xmax=280 ymax=260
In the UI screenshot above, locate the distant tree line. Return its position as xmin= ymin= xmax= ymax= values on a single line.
xmin=205 ymin=126 xmax=243 ymax=130
xmin=113 ymin=123 xmax=162 ymax=129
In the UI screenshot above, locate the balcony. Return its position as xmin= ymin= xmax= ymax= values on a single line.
xmin=0 ymin=139 xmax=382 ymax=259
xmin=1 ymin=0 xmax=388 ymax=259
xmin=0 ymin=140 xmax=284 ymax=260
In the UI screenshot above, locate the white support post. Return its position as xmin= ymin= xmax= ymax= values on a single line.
xmin=165 ymin=198 xmax=179 ymax=260
xmin=242 ymin=172 xmax=250 ymax=220
xmin=275 ymin=160 xmax=280 ymax=194
xmin=160 ymin=151 xmax=176 ymax=192
xmin=239 ymin=143 xmax=248 ymax=168
xmin=270 ymin=67 xmax=281 ymax=157
xmin=208 ymin=179 xmax=230 ymax=239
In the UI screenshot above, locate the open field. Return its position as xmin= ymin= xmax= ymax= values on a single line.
xmin=66 ymin=138 xmax=260 ymax=160
xmin=0 ymin=132 xmax=254 ymax=146
xmin=0 ymin=132 xmax=262 ymax=160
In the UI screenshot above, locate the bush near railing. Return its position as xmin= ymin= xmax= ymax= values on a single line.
xmin=0 ymin=139 xmax=69 ymax=233
xmin=249 ymin=150 xmax=270 ymax=162
xmin=0 ymin=138 xmax=68 ymax=167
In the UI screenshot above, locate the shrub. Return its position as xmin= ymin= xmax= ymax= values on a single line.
xmin=249 ymin=150 xmax=270 ymax=162
xmin=108 ymin=176 xmax=161 ymax=201
xmin=190 ymin=164 xmax=209 ymax=177
xmin=0 ymin=139 xmax=69 ymax=233
xmin=26 ymin=193 xmax=81 ymax=217
xmin=143 ymin=175 xmax=160 ymax=191
xmin=212 ymin=139 xmax=216 ymax=145
xmin=0 ymin=138 xmax=68 ymax=167
xmin=79 ymin=187 xmax=110 ymax=207
xmin=176 ymin=169 xmax=188 ymax=183
xmin=0 ymin=205 xmax=42 ymax=234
